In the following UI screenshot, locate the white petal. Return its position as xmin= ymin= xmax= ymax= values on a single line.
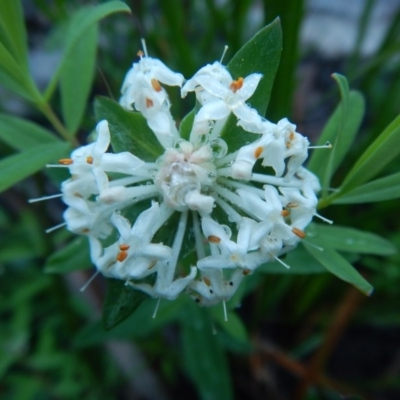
xmin=94 ymin=120 xmax=110 ymax=156
xmin=237 ymin=73 xmax=262 ymax=100
xmin=101 ymin=152 xmax=145 ymax=174
xmin=195 ymin=100 xmax=230 ymax=122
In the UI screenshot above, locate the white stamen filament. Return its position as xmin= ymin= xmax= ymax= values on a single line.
xmin=141 ymin=38 xmax=148 ymax=57
xmin=80 ymin=270 xmax=100 ymax=292
xmin=45 ymin=222 xmax=67 ymax=234
xmin=152 ymin=297 xmax=161 ymax=319
xmin=273 ymin=255 xmax=291 ymax=269
xmin=29 ymin=193 xmax=62 ymax=203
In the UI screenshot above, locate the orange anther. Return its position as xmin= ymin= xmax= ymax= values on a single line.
xmin=151 ymin=78 xmax=162 ymax=92
xmin=281 ymin=209 xmax=290 ymax=217
xmin=146 ymin=98 xmax=154 ymax=108
xmin=86 ymin=156 xmax=93 ymax=164
xmin=208 ymin=235 xmax=221 ymax=244
xmin=58 ymin=158 xmax=73 ymax=165
xmin=254 ymin=146 xmax=263 ymax=159
xmin=119 ymin=244 xmax=130 ymax=251
xmin=229 ymin=77 xmax=244 ymax=93
xmin=116 ymin=250 xmax=128 ymax=262
xmin=292 ymin=227 xmax=306 ymax=239
xmin=81 ymin=228 xmax=90 ymax=233
xmin=203 ymin=277 xmax=211 ymax=286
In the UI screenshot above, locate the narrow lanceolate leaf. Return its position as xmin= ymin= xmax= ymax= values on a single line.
xmin=0 ymin=114 xmax=59 ymax=151
xmin=45 ymin=237 xmax=91 ymax=274
xmin=321 ymin=74 xmax=350 ymax=195
xmin=334 ymin=171 xmax=400 ymax=204
xmin=303 ymin=241 xmax=374 ymax=296
xmin=219 ymin=18 xmax=282 ymax=152
xmin=0 ymin=142 xmax=71 ymax=193
xmin=307 ymin=224 xmax=397 ymax=256
xmin=45 ymin=1 xmax=131 ymax=100
xmin=181 ymin=303 xmax=233 ymax=400
xmin=94 ymin=96 xmax=164 ymax=160
xmin=102 ymin=279 xmax=149 ymax=330
xmin=0 ymin=42 xmax=40 ymax=102
xmin=341 ymin=113 xmax=400 ymax=193
xmin=308 ymin=91 xmax=365 ymax=180
xmin=60 ymin=24 xmax=98 ymax=135
xmin=0 ymin=0 xmax=29 ymax=70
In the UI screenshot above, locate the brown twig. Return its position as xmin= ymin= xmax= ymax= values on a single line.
xmin=294 ymin=286 xmax=365 ymax=399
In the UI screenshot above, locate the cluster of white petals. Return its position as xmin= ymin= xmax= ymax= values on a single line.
xmin=55 ymin=52 xmax=329 ymax=313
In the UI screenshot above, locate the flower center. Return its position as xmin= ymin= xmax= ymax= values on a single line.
xmin=154 ymin=140 xmax=217 ymax=213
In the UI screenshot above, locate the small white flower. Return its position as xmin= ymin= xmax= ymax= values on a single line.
xmin=120 ymin=55 xmax=184 ymax=148
xmin=93 ymin=203 xmax=174 ymax=280
xmin=182 ymin=61 xmax=264 ymax=127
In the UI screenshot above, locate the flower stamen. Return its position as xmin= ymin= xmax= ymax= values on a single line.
xmin=229 ymin=77 xmax=244 ymax=93
xmin=58 ymin=158 xmax=73 ymax=165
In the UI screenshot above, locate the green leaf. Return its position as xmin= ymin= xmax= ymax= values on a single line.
xmin=94 ymin=96 xmax=164 ymax=160
xmin=0 ymin=142 xmax=71 ymax=193
xmin=341 ymin=113 xmax=400 ymax=193
xmin=0 ymin=113 xmax=59 ymax=151
xmin=307 ymin=224 xmax=397 ymax=256
xmin=45 ymin=1 xmax=131 ymax=101
xmin=45 ymin=237 xmax=92 ymax=274
xmin=179 ymin=109 xmax=195 ymax=140
xmin=321 ymin=74 xmax=349 ymax=194
xmin=60 ymin=24 xmax=98 ymax=134
xmin=181 ymin=303 xmax=233 ymax=400
xmin=333 ymin=171 xmax=400 ymax=204
xmin=0 ymin=0 xmax=29 ymax=69
xmin=0 ymin=41 xmax=40 ymax=102
xmin=219 ymin=18 xmax=282 ymax=152
xmin=303 ymin=241 xmax=374 ymax=296
xmin=75 ymin=297 xmax=188 ymax=347
xmin=308 ymin=91 xmax=365 ymax=181
xmin=211 ymin=308 xmax=249 ymax=344
xmin=102 ymin=279 xmax=149 ymax=330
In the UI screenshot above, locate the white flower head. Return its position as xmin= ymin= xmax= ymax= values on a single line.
xmin=51 ymin=50 xmax=328 ymax=310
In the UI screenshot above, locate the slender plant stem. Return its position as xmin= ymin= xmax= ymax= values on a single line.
xmin=37 ymin=102 xmax=79 ymax=147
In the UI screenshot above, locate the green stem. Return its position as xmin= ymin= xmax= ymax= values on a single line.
xmin=37 ymin=102 xmax=79 ymax=147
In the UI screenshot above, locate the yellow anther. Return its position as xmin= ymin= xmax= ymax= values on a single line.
xmin=292 ymin=227 xmax=306 ymax=239
xmin=137 ymin=50 xmax=144 ymax=57
xmin=242 ymin=269 xmax=251 ymax=276
xmin=229 ymin=77 xmax=244 ymax=93
xmin=254 ymin=146 xmax=263 ymax=159
xmin=58 ymin=158 xmax=73 ymax=165
xmin=286 ymin=202 xmax=298 ymax=208
xmin=151 ymin=78 xmax=162 ymax=92
xmin=116 ymin=250 xmax=128 ymax=262
xmin=86 ymin=156 xmax=93 ymax=164
xmin=281 ymin=209 xmax=290 ymax=217
xmin=203 ymin=277 xmax=211 ymax=286
xmin=208 ymin=235 xmax=221 ymax=244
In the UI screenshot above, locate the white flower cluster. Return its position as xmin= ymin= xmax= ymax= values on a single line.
xmin=56 ymin=52 xmax=329 ymax=312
